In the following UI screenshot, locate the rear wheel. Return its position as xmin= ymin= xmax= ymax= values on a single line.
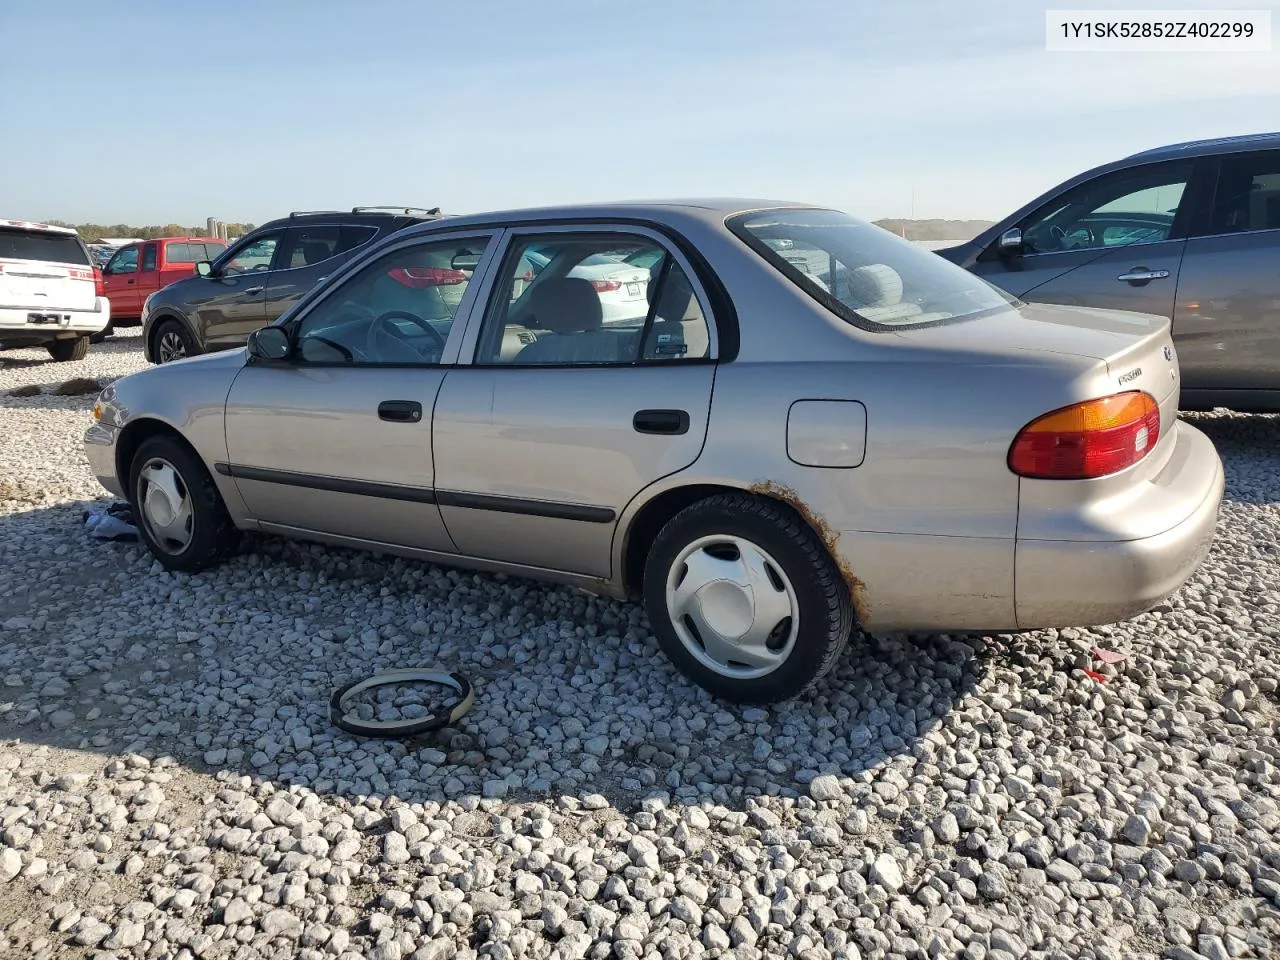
xmin=129 ymin=435 xmax=239 ymax=572
xmin=153 ymin=320 xmax=198 ymax=364
xmin=47 ymin=336 xmax=89 ymax=362
xmin=642 ymin=492 xmax=854 ymax=704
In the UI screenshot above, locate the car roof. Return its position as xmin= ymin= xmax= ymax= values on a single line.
xmin=1124 ymin=131 xmax=1280 ymax=161
xmin=403 ymin=198 xmax=819 ymax=233
xmin=0 ymin=219 xmax=78 ymax=235
xmin=259 ymin=207 xmax=444 ymax=229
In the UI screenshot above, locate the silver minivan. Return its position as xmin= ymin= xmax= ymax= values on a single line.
xmin=938 ymin=132 xmax=1280 ymax=413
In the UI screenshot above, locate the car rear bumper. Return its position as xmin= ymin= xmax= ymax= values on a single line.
xmin=835 ymin=420 xmax=1223 ymax=634
xmin=0 ymin=299 xmax=110 ymax=341
xmin=1014 ymin=420 xmax=1224 ymax=628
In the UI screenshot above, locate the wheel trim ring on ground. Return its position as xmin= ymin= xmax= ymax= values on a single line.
xmin=158 ymin=331 xmax=187 ymax=363
xmin=137 ymin=457 xmax=194 ymax=554
xmin=664 ymin=533 xmax=800 ymax=680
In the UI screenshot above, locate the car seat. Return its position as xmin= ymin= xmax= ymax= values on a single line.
xmin=515 ymin=277 xmax=629 ymax=364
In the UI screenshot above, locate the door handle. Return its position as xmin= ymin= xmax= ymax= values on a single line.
xmin=1117 ymin=268 xmax=1170 ymax=284
xmin=126 ymin=279 xmax=135 ymax=284
xmin=244 ymin=286 xmax=264 ymax=296
xmin=378 ymin=400 xmax=423 ymax=423
xmin=633 ymin=409 xmax=689 ymax=435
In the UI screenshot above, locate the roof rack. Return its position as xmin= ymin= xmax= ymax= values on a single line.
xmin=352 ymin=206 xmax=442 ymax=217
xmin=288 ymin=210 xmax=343 ymax=218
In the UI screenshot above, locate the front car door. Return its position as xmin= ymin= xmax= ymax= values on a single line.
xmin=221 ymin=230 xmax=501 ymax=551
xmin=1172 ymin=149 xmax=1280 ymax=406
xmin=101 ymin=244 xmax=140 ymax=316
xmin=432 ymin=225 xmax=718 ymax=578
xmin=968 ymin=159 xmax=1202 ymax=322
xmin=198 ymin=231 xmax=282 ymax=348
xmin=263 ymin=223 xmax=381 ymax=323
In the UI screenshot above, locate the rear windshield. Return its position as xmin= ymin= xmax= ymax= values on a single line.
xmin=0 ymin=227 xmax=89 ymax=266
xmin=727 ymin=208 xmax=1016 ymax=331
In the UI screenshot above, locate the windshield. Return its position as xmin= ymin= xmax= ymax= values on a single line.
xmin=728 ymin=208 xmax=1017 ymax=330
xmin=0 ymin=227 xmax=89 ymax=266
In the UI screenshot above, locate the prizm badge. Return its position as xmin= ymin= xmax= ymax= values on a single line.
xmin=1164 ymin=345 xmax=1174 ymax=362
xmin=1118 ymin=367 xmax=1143 ymax=385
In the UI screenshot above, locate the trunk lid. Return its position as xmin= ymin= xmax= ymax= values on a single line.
xmin=891 ymin=300 xmax=1182 ymax=440
xmin=0 ymin=225 xmax=97 ymax=312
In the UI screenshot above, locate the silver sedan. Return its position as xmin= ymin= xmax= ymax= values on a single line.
xmin=84 ymin=200 xmax=1225 ymax=703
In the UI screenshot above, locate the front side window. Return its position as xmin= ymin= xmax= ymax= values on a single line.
xmin=1020 ymin=163 xmax=1192 ymax=254
xmin=1204 ymin=151 xmax=1280 ymax=235
xmin=220 ymin=233 xmax=280 ymax=275
xmin=106 ymin=246 xmax=138 ymax=275
xmin=474 ymin=233 xmax=712 ymax=365
xmin=293 ymin=236 xmax=492 ymax=365
xmin=730 ymin=208 xmax=1015 ymax=331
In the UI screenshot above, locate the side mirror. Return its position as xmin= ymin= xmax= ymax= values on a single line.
xmin=195 ymin=261 xmax=214 ymax=278
xmin=246 ymin=325 xmax=291 ymax=361
xmin=997 ymin=228 xmax=1023 ymax=257
xmin=451 ymin=251 xmax=481 ymax=272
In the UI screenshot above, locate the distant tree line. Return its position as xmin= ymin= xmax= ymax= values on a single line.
xmin=47 ymin=221 xmax=257 ymax=242
xmin=873 ymin=219 xmax=994 ymax=242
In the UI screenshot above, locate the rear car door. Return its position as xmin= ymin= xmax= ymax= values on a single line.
xmin=102 ymin=244 xmax=141 ymax=316
xmin=263 ymin=224 xmax=380 ymax=323
xmin=222 ymin=230 xmax=500 ymax=551
xmin=198 ymin=231 xmax=282 ymax=347
xmin=968 ymin=160 xmax=1200 ymax=321
xmin=1172 ymin=149 xmax=1280 ymax=401
xmin=432 ymin=225 xmax=718 ymax=578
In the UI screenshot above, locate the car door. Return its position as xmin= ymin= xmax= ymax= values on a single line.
xmin=1171 ymin=149 xmax=1280 ymax=399
xmin=135 ymin=241 xmax=160 ymax=304
xmin=432 ymin=226 xmax=718 ymax=579
xmin=221 ymin=230 xmax=501 ymax=552
xmin=101 ymin=244 xmax=140 ymax=316
xmin=263 ymin=224 xmax=380 ymax=323
xmin=198 ymin=231 xmax=282 ymax=347
xmin=968 ymin=159 xmax=1201 ymax=322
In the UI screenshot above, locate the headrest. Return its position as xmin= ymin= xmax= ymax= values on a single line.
xmin=531 ymin=277 xmax=603 ymax=334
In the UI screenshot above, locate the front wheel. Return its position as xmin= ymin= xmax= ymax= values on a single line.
xmin=129 ymin=435 xmax=239 ymax=572
xmin=642 ymin=492 xmax=854 ymax=704
xmin=152 ymin=320 xmax=198 ymax=364
xmin=47 ymin=336 xmax=88 ymax=362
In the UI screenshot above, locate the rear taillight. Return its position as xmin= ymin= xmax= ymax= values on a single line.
xmin=93 ymin=267 xmax=105 ymax=297
xmin=387 ymin=266 xmax=467 ymax=287
xmin=590 ymin=279 xmax=622 ymax=292
xmin=1008 ymin=391 xmax=1161 ymax=480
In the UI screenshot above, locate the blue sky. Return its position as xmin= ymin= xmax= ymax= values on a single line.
xmin=2 ymin=0 xmax=1277 ymax=225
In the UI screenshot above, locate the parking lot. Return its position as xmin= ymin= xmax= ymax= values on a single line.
xmin=2 ymin=333 xmax=1279 ymax=959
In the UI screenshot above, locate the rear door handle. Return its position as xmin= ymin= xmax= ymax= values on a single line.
xmin=633 ymin=409 xmax=689 ymax=435
xmin=378 ymin=400 xmax=423 ymax=423
xmin=1117 ymin=268 xmax=1170 ymax=284
xmin=244 ymin=286 xmax=264 ymax=296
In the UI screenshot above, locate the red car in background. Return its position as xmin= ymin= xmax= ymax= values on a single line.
xmin=98 ymin=237 xmax=227 ymax=340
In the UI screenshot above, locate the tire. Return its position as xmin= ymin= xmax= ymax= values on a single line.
xmin=152 ymin=319 xmax=199 ymax=364
xmin=89 ymin=321 xmax=114 ymax=344
xmin=642 ymin=492 xmax=854 ymax=704
xmin=46 ymin=336 xmax=89 ymax=362
xmin=129 ymin=435 xmax=239 ymax=572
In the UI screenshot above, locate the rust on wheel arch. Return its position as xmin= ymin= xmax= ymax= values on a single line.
xmin=749 ymin=480 xmax=869 ymax=625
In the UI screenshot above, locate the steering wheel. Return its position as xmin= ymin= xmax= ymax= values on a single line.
xmin=366 ymin=310 xmax=446 ymax=362
xmin=1049 ymin=224 xmax=1096 ymax=251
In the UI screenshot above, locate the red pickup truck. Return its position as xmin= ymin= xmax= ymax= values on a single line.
xmin=99 ymin=237 xmax=227 ymax=339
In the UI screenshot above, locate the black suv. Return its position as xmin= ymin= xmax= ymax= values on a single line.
xmin=141 ymin=206 xmax=442 ymax=363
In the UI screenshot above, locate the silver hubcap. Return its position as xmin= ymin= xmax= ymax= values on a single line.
xmin=665 ymin=535 xmax=799 ymax=679
xmin=158 ymin=331 xmax=186 ymax=363
xmin=138 ymin=458 xmax=194 ymax=554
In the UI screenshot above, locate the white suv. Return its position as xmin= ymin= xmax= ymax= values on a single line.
xmin=0 ymin=219 xmax=110 ymax=361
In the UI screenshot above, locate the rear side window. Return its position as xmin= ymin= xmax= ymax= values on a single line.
xmin=729 ymin=208 xmax=1015 ymax=331
xmin=166 ymin=243 xmax=206 ymax=263
xmin=337 ymin=225 xmax=379 ymax=254
xmin=1205 ymin=151 xmax=1280 ymax=235
xmin=0 ymin=228 xmax=89 ymax=266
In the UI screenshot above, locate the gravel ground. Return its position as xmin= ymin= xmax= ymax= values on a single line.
xmin=1 ymin=332 xmax=1279 ymax=960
